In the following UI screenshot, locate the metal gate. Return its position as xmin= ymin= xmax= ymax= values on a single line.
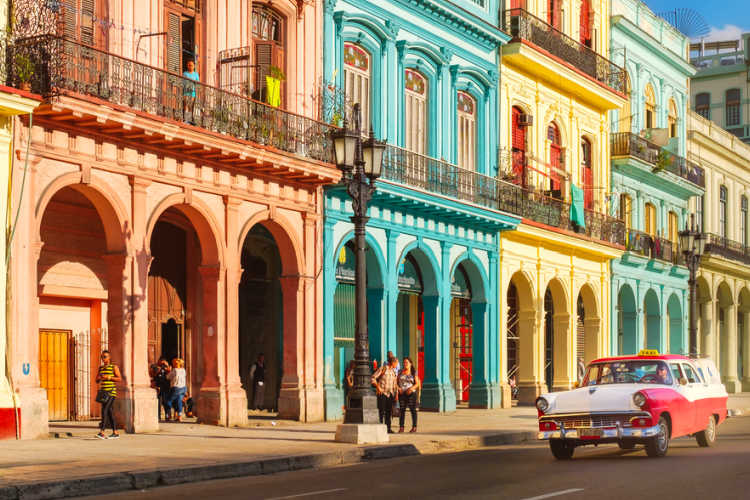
xmin=72 ymin=328 xmax=108 ymax=420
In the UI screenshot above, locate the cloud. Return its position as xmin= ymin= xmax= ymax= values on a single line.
xmin=693 ymin=24 xmax=746 ymax=42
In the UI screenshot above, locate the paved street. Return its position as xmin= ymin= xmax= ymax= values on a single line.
xmin=88 ymin=416 xmax=750 ymax=500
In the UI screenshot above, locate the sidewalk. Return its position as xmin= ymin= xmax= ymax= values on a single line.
xmin=2 ymin=393 xmax=748 ymax=500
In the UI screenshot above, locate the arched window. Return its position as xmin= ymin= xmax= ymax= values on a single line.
xmin=644 ymin=84 xmax=656 ymax=129
xmin=457 ymin=92 xmax=476 ymax=171
xmin=668 ymin=99 xmax=678 ymax=138
xmin=580 ymin=137 xmax=593 ymax=209
xmin=619 ymin=193 xmax=632 ymax=230
xmin=344 ymin=43 xmax=371 ymax=130
xmin=252 ymin=6 xmax=285 ymax=104
xmin=695 ymin=93 xmax=710 ymax=119
xmin=644 ymin=202 xmax=656 ymax=236
xmin=511 ymin=106 xmax=528 ymax=187
xmin=742 ymin=195 xmax=748 ymax=247
xmin=668 ymin=211 xmax=678 ymax=244
xmin=548 ymin=123 xmax=563 ymax=198
xmin=405 ymin=69 xmax=428 ymax=155
xmin=580 ymin=0 xmax=592 ymax=47
xmin=726 ymin=89 xmax=741 ymax=127
xmin=719 ymin=185 xmax=728 ymax=238
xmin=548 ymin=0 xmax=562 ymax=30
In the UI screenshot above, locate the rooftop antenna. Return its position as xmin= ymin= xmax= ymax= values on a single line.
xmin=657 ymin=8 xmax=710 ymax=40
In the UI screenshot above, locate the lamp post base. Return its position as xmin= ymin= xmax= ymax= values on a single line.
xmin=335 ymin=423 xmax=389 ymax=444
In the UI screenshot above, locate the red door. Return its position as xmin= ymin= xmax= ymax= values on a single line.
xmin=458 ymin=300 xmax=473 ymax=402
xmin=580 ymin=0 xmax=592 ymax=46
xmin=512 ymin=107 xmax=527 ymax=188
xmin=417 ymin=300 xmax=425 ymax=383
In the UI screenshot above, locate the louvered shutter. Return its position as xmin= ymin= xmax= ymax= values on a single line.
xmin=510 ymin=0 xmax=525 ymax=9
xmin=550 ymin=144 xmax=562 ymax=191
xmin=166 ymin=12 xmax=182 ymax=74
xmin=80 ymin=0 xmax=95 ymax=46
xmin=580 ymin=0 xmax=591 ymax=46
xmin=63 ymin=2 xmax=77 ymax=40
xmin=254 ymin=41 xmax=273 ymax=100
xmin=273 ymin=44 xmax=285 ymax=106
xmin=511 ymin=108 xmax=526 ymax=186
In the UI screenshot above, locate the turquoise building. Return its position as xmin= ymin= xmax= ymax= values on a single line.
xmin=609 ymin=0 xmax=703 ymax=355
xmin=321 ymin=0 xmax=518 ymax=419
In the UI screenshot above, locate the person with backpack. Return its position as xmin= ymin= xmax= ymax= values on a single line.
xmin=95 ymin=350 xmax=122 ymax=439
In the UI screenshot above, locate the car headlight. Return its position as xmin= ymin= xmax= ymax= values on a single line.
xmin=536 ymin=397 xmax=549 ymax=412
xmin=632 ymin=391 xmax=647 ymax=408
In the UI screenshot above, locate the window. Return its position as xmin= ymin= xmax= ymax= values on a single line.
xmin=644 ymin=202 xmax=656 ymax=236
xmin=405 ymin=69 xmax=427 ymax=155
xmin=668 ymin=211 xmax=678 ymax=244
xmin=720 ymin=185 xmax=728 ymax=238
xmin=726 ymin=89 xmax=741 ymax=127
xmin=63 ymin=0 xmax=107 ymax=47
xmin=548 ymin=0 xmax=562 ymax=30
xmin=669 ymin=363 xmax=683 ymax=381
xmin=695 ymin=93 xmax=711 ymax=119
xmin=681 ymin=364 xmax=698 ymax=384
xmin=511 ymin=106 xmax=528 ymax=187
xmin=696 ymin=195 xmax=705 ymax=231
xmin=619 ymin=194 xmax=632 ymax=230
xmin=344 ymin=43 xmax=371 ymax=131
xmin=548 ymin=123 xmax=564 ymax=198
xmin=457 ymin=92 xmax=476 ymax=171
xmin=580 ymin=138 xmax=593 ymax=209
xmin=165 ymin=1 xmax=201 ymax=76
xmin=644 ymin=84 xmax=656 ymax=129
xmin=579 ymin=0 xmax=592 ymax=47
xmin=742 ymin=196 xmax=748 ymax=246
xmin=668 ymin=99 xmax=678 ymax=138
xmin=252 ymin=6 xmax=285 ymax=104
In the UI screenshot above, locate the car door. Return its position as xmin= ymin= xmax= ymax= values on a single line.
xmin=668 ymin=363 xmax=691 ymax=437
xmin=680 ymin=363 xmax=702 ymax=433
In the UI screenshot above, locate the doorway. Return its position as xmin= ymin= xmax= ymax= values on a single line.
xmin=544 ymin=289 xmax=554 ymax=392
xmin=39 ymin=329 xmax=73 ymax=421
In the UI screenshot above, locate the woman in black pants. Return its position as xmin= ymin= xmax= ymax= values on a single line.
xmin=96 ymin=350 xmax=122 ymax=439
xmin=397 ymin=357 xmax=420 ymax=433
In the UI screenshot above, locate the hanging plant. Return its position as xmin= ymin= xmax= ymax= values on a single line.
xmin=652 ymin=150 xmax=670 ymax=174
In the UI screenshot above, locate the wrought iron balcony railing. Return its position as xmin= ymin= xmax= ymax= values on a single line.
xmin=7 ymin=35 xmax=335 ymax=163
xmin=611 ymin=132 xmax=705 ymax=188
xmin=501 ymin=9 xmax=626 ymax=94
xmin=625 ymin=228 xmax=678 ymax=264
xmin=703 ymin=233 xmax=750 ymax=265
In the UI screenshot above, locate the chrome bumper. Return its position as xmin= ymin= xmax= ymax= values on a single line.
xmin=538 ymin=424 xmax=661 ymax=440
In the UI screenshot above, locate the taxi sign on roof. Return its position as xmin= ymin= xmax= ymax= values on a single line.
xmin=638 ymin=349 xmax=660 ymax=356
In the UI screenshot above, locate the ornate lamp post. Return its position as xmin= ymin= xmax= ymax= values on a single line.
xmin=331 ymin=103 xmax=386 ymax=438
xmin=679 ymin=215 xmax=706 ymax=358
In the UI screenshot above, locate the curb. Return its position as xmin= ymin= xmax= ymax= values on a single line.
xmin=0 ymin=430 xmax=535 ymax=500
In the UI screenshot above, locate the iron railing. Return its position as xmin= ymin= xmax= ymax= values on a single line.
xmin=703 ymin=233 xmax=750 ymax=265
xmin=502 ymin=9 xmax=626 ymax=94
xmin=611 ymin=132 xmax=705 ymax=188
xmin=7 ymin=35 xmax=335 ymax=163
xmin=625 ymin=228 xmax=678 ymax=264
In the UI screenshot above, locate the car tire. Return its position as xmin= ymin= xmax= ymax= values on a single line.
xmin=618 ymin=439 xmax=636 ymax=450
xmin=645 ymin=416 xmax=670 ymax=458
xmin=696 ymin=415 xmax=717 ymax=447
xmin=549 ymin=439 xmax=575 ymax=460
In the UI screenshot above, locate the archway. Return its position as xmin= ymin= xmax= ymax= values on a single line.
xmin=546 ymin=278 xmax=570 ymax=392
xmin=696 ymin=276 xmax=712 ymax=357
xmin=37 ymin=186 xmax=126 ymax=422
xmin=738 ymin=288 xmax=750 ymax=382
xmin=507 ymin=271 xmax=536 ymax=403
xmin=617 ymin=285 xmax=637 ymax=354
xmin=717 ymin=281 xmax=734 ymax=385
xmin=667 ymin=294 xmax=684 ymax=355
xmin=576 ymin=283 xmax=600 ymax=366
xmin=643 ymin=289 xmax=661 ymax=351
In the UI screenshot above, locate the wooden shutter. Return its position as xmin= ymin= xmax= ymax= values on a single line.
xmin=63 ymin=2 xmax=77 ymax=41
xmin=273 ymin=44 xmax=285 ymax=106
xmin=166 ymin=12 xmax=182 ymax=74
xmin=80 ymin=0 xmax=95 ymax=46
xmin=512 ymin=108 xmax=526 ymax=186
xmin=255 ymin=41 xmax=273 ymax=99
xmin=510 ymin=0 xmax=526 ymax=8
xmin=550 ymin=144 xmax=562 ymax=191
xmin=580 ymin=0 xmax=591 ymax=46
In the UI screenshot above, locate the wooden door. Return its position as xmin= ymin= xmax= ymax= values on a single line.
xmin=39 ymin=329 xmax=73 ymax=421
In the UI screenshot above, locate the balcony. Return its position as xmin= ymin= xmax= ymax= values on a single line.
xmin=7 ymin=35 xmax=335 ymax=167
xmin=611 ymin=132 xmax=705 ymax=189
xmin=703 ymin=234 xmax=750 ymax=265
xmin=625 ymin=228 xmax=678 ymax=264
xmin=501 ymin=9 xmax=626 ymax=102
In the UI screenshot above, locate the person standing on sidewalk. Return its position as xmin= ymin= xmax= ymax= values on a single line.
xmin=167 ymin=358 xmax=187 ymax=422
xmin=153 ymin=358 xmax=172 ymax=421
xmin=96 ymin=350 xmax=121 ymax=439
xmin=397 ymin=357 xmax=420 ymax=433
xmin=371 ymin=357 xmax=398 ymax=433
xmin=249 ymin=353 xmax=266 ymax=410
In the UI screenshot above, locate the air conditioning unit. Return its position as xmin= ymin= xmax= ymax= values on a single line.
xmin=519 ymin=114 xmax=533 ymax=127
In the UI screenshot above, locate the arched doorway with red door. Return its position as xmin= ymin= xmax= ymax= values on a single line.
xmin=396 ymin=253 xmax=425 ymax=381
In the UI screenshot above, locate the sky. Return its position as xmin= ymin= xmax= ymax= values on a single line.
xmin=644 ymin=0 xmax=750 ymax=41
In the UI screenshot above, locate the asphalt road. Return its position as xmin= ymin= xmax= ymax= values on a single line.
xmin=90 ymin=416 xmax=750 ymax=500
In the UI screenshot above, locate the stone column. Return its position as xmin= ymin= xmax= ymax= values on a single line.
xmin=195 ymin=265 xmax=224 ymax=425
xmin=468 ymin=301 xmax=491 ymax=408
xmin=552 ymin=313 xmax=573 ymax=392
xmin=583 ymin=317 xmax=601 ymax=365
xmin=701 ymin=301 xmax=716 ymax=360
xmin=742 ymin=312 xmax=750 ymax=391
xmin=723 ymin=304 xmax=740 ymax=393
xmin=278 ymin=275 xmax=304 ymax=420
xmin=517 ymin=309 xmax=543 ymax=404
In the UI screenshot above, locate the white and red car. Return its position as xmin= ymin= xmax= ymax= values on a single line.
xmin=536 ymin=351 xmax=728 ymax=459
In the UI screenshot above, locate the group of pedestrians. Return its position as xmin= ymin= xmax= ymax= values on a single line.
xmin=151 ymin=357 xmax=189 ymax=422
xmin=370 ymin=352 xmax=421 ymax=434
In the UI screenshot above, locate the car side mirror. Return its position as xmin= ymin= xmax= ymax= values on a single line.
xmin=679 ymin=377 xmax=688 ymax=386
xmin=573 ymin=381 xmax=580 ymax=388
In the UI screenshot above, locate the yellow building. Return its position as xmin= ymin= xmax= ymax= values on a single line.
xmin=498 ymin=0 xmax=627 ymax=404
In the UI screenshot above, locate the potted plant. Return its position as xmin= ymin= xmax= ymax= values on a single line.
xmin=14 ymin=52 xmax=34 ymax=92
xmin=652 ymin=150 xmax=670 ymax=174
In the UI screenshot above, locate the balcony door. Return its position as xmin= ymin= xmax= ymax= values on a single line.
xmin=548 ymin=123 xmax=563 ymax=198
xmin=344 ymin=43 xmax=371 ymax=132
xmin=580 ymin=138 xmax=593 ymax=210
xmin=252 ymin=6 xmax=286 ymax=105
xmin=579 ymin=0 xmax=592 ymax=47
xmin=405 ymin=69 xmax=427 ymax=155
xmin=548 ymin=0 xmax=562 ymax=30
xmin=457 ymin=92 xmax=476 ymax=171
xmin=511 ymin=107 xmax=527 ymax=187
xmin=62 ymin=0 xmax=108 ymax=48
xmin=165 ymin=1 xmax=201 ymax=76
xmin=644 ymin=202 xmax=656 ymax=237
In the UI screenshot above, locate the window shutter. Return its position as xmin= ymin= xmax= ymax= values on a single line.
xmin=580 ymin=0 xmax=591 ymax=45
xmin=167 ymin=12 xmax=182 ymax=74
xmin=255 ymin=41 xmax=273 ymax=99
xmin=63 ymin=2 xmax=77 ymax=41
xmin=80 ymin=0 xmax=95 ymax=46
xmin=274 ymin=45 xmax=285 ymax=105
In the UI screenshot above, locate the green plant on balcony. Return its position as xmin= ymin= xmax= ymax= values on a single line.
xmin=14 ymin=52 xmax=34 ymax=91
xmin=652 ymin=150 xmax=671 ymax=174
xmin=211 ymin=104 xmax=232 ymax=133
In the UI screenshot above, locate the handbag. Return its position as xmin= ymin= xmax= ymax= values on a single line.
xmin=95 ymin=389 xmax=113 ymax=404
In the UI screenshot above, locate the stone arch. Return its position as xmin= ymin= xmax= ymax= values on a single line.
xmin=237 ymin=210 xmax=303 ymax=278
xmin=643 ymin=288 xmax=661 ymax=351
xmin=545 ymin=277 xmax=570 ymax=392
xmin=332 ymin=229 xmax=387 ymax=289
xmin=507 ymin=270 xmax=537 ymax=403
xmin=449 ymin=252 xmax=488 ymax=303
xmin=576 ymin=282 xmax=601 ymax=364
xmin=667 ymin=293 xmax=684 ymax=355
xmin=396 ymin=241 xmax=441 ymax=296
xmin=617 ymin=284 xmax=638 ymax=354
xmin=738 ymin=287 xmax=750 ymax=381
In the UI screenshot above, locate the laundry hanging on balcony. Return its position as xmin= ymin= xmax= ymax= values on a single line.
xmin=570 ymin=183 xmax=586 ymax=229
xmin=266 ymin=76 xmax=281 ymax=107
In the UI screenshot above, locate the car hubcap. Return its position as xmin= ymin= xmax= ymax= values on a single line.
xmin=657 ymin=422 xmax=667 ymax=450
xmin=707 ymin=418 xmax=715 ymax=441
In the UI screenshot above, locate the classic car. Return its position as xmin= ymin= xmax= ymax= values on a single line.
xmin=536 ymin=351 xmax=728 ymax=459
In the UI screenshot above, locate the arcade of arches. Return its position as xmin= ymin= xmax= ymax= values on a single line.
xmin=9 ymin=122 xmax=333 ymax=439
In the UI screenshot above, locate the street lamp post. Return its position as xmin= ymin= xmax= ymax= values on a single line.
xmin=331 ymin=103 xmax=386 ymax=437
xmin=679 ymin=215 xmax=706 ymax=358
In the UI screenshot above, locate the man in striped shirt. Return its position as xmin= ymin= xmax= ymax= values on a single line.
xmin=371 ymin=357 xmax=399 ymax=433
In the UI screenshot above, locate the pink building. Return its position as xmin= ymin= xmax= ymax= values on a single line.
xmin=7 ymin=0 xmax=337 ymax=439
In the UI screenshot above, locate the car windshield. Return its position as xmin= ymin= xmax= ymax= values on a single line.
xmin=583 ymin=360 xmax=673 ymax=386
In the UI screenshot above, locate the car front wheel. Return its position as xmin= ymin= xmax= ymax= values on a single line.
xmin=549 ymin=439 xmax=575 ymax=460
xmin=696 ymin=415 xmax=717 ymax=447
xmin=645 ymin=416 xmax=670 ymax=458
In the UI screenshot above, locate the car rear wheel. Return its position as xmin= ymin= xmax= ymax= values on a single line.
xmin=645 ymin=416 xmax=670 ymax=458
xmin=549 ymin=439 xmax=575 ymax=460
xmin=618 ymin=439 xmax=636 ymax=450
xmin=696 ymin=415 xmax=717 ymax=447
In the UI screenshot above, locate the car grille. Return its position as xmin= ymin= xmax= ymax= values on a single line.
xmin=543 ymin=414 xmax=627 ymax=428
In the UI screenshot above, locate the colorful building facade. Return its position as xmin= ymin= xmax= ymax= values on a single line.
xmin=497 ymin=0 xmax=628 ymax=404
xmin=321 ymin=0 xmax=521 ymax=418
xmin=6 ymin=0 xmax=338 ymax=438
xmin=688 ymin=111 xmax=750 ymax=393
xmin=608 ymin=0 xmax=702 ymax=356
